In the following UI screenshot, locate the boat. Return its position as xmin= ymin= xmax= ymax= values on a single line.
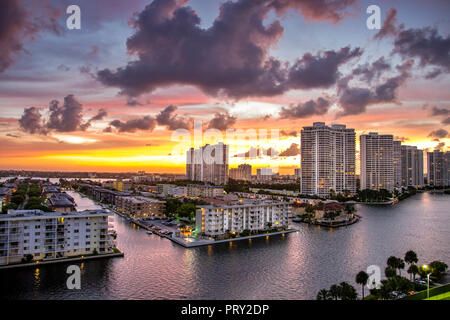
xmin=146 ymin=231 xmax=153 ymax=235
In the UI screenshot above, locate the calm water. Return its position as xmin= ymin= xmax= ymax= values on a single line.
xmin=0 ymin=191 xmax=449 ymax=300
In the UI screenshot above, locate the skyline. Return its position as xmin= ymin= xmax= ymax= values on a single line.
xmin=1 ymin=0 xmax=449 ymax=174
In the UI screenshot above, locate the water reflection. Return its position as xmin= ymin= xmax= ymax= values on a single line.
xmin=0 ymin=192 xmax=449 ymax=300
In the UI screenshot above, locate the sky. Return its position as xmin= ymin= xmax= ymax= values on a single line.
xmin=0 ymin=0 xmax=449 ymax=174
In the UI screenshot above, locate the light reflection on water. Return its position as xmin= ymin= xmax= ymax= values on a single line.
xmin=0 ymin=191 xmax=449 ymax=300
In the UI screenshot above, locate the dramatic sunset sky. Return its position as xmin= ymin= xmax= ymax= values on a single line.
xmin=0 ymin=0 xmax=449 ymax=174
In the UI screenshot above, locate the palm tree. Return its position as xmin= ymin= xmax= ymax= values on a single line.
xmin=329 ymin=284 xmax=341 ymax=300
xmin=356 ymin=271 xmax=369 ymax=299
xmin=340 ymin=282 xmax=357 ymax=300
xmin=385 ymin=266 xmax=396 ymax=278
xmin=397 ymin=258 xmax=405 ymax=276
xmin=387 ymin=256 xmax=398 ymax=271
xmin=407 ymin=264 xmax=419 ymax=281
xmin=316 ymin=289 xmax=330 ymax=300
xmin=404 ymin=250 xmax=418 ymax=266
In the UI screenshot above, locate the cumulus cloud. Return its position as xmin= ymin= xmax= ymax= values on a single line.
xmin=46 ymin=95 xmax=85 ymax=132
xmin=0 ymin=0 xmax=62 ymax=72
xmin=429 ymin=106 xmax=450 ymax=116
xmin=374 ymin=8 xmax=400 ymax=40
xmin=109 ymin=116 xmax=156 ymax=133
xmin=106 ymin=105 xmax=192 ymax=133
xmin=6 ymin=133 xmax=20 ymax=138
xmin=279 ymin=143 xmax=300 ymax=157
xmin=287 ymin=47 xmax=362 ymax=90
xmin=393 ymin=27 xmax=450 ymax=72
xmin=156 ymin=105 xmax=192 ymax=130
xmin=352 ymin=57 xmax=391 ymax=84
xmin=18 ymin=95 xmax=105 ymax=134
xmin=279 ymin=97 xmax=331 ymax=118
xmin=234 ymin=146 xmax=278 ymax=158
xmin=126 ymin=98 xmax=143 ymax=106
xmin=374 ymin=8 xmax=450 ymax=73
xmin=394 ymin=136 xmax=409 ymax=142
xmin=443 ymin=117 xmax=450 ymax=125
xmin=280 ymin=130 xmax=297 ymax=137
xmin=97 ymin=0 xmax=361 ymax=99
xmin=80 ymin=109 xmax=108 ymax=130
xmin=428 ymin=129 xmax=449 ymax=139
xmin=337 ymin=60 xmax=413 ymax=116
xmin=19 ymin=107 xmax=47 ymax=134
xmin=207 ymin=112 xmax=237 ymax=131
xmin=434 ymin=142 xmax=446 ymax=151
xmin=269 ymin=0 xmax=358 ymax=23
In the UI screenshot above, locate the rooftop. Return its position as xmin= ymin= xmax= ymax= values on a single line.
xmin=1 ymin=209 xmax=111 ymax=220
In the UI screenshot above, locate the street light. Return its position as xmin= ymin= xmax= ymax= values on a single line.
xmin=422 ymin=264 xmax=431 ymax=299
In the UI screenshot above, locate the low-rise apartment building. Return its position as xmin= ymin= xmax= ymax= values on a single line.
xmin=187 ymin=184 xmax=224 ymax=198
xmin=0 ymin=209 xmax=115 ymax=265
xmin=196 ymin=200 xmax=290 ymax=237
xmin=115 ymin=196 xmax=166 ymax=218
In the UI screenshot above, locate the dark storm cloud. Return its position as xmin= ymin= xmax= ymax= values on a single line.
xmin=207 ymin=112 xmax=237 ymax=131
xmin=287 ymin=47 xmax=362 ymax=90
xmin=0 ymin=0 xmax=62 ymax=72
xmin=428 ymin=129 xmax=449 ymax=139
xmin=443 ymin=117 xmax=450 ymax=125
xmin=279 ymin=143 xmax=300 ymax=157
xmin=156 ymin=105 xmax=192 ymax=130
xmin=109 ymin=116 xmax=157 ymax=133
xmin=279 ymin=97 xmax=331 ymax=118
xmin=97 ymin=0 xmax=361 ymax=99
xmin=19 ymin=95 xmax=105 ymax=134
xmin=337 ymin=60 xmax=413 ymax=116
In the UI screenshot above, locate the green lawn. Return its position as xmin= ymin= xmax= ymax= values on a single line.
xmin=402 ymin=283 xmax=450 ymax=300
xmin=424 ymin=291 xmax=450 ymax=300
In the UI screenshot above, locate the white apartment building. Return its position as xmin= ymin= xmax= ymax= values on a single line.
xmin=393 ymin=141 xmax=402 ymax=188
xmin=186 ymin=142 xmax=229 ymax=185
xmin=427 ymin=150 xmax=446 ymax=186
xmin=0 ymin=209 xmax=114 ymax=265
xmin=300 ymin=122 xmax=356 ymax=197
xmin=187 ymin=184 xmax=224 ymax=198
xmin=196 ymin=200 xmax=290 ymax=237
xmin=401 ymin=145 xmax=424 ymax=187
xmin=360 ymin=132 xmax=394 ymax=191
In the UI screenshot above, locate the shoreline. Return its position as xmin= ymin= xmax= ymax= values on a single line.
xmin=0 ymin=251 xmax=124 ymax=271
xmin=112 ymin=208 xmax=297 ymax=248
xmin=293 ymin=215 xmax=361 ymax=229
xmin=169 ymin=229 xmax=297 ymax=248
